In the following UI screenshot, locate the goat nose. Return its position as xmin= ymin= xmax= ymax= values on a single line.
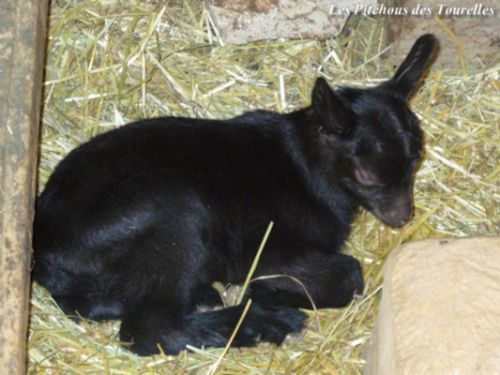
xmin=391 ymin=212 xmax=411 ymax=227
xmin=376 ymin=201 xmax=414 ymax=227
xmin=390 ymin=204 xmax=413 ymax=226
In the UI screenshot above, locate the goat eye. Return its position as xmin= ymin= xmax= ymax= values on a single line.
xmin=354 ymin=168 xmax=380 ymax=187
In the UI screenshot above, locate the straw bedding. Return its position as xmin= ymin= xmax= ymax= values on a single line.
xmin=29 ymin=1 xmax=499 ymax=373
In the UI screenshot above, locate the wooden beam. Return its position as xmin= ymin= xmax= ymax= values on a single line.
xmin=0 ymin=0 xmax=48 ymax=373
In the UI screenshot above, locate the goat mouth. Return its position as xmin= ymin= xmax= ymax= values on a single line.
xmin=369 ymin=205 xmax=414 ymax=228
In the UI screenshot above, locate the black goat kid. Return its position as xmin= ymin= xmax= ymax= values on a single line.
xmin=33 ymin=34 xmax=438 ymax=355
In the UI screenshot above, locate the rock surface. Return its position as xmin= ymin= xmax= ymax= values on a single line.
xmin=205 ymin=0 xmax=376 ymax=44
xmin=365 ymin=237 xmax=500 ymax=375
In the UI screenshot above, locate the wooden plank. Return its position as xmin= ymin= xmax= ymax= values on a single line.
xmin=0 ymin=0 xmax=48 ymax=373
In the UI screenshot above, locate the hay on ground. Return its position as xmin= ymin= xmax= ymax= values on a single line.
xmin=30 ymin=1 xmax=499 ymax=374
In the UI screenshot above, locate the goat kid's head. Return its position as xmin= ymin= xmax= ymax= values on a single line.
xmin=311 ymin=34 xmax=439 ymax=227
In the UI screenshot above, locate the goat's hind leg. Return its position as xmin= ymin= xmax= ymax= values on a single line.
xmin=34 ymin=260 xmax=125 ymax=321
xmin=53 ymin=292 xmax=125 ymax=321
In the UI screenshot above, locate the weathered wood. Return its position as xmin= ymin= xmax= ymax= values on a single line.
xmin=0 ymin=0 xmax=48 ymax=373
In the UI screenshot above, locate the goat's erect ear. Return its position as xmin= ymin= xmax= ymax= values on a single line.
xmin=388 ymin=34 xmax=439 ymax=100
xmin=312 ymin=77 xmax=354 ymax=135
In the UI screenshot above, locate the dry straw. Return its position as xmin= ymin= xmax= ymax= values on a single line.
xmin=30 ymin=1 xmax=499 ymax=374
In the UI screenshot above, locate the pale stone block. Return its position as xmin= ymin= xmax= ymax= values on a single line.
xmin=205 ymin=0 xmax=376 ymax=44
xmin=365 ymin=237 xmax=500 ymax=375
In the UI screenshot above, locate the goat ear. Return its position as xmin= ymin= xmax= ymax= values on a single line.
xmin=388 ymin=34 xmax=439 ymax=99
xmin=311 ymin=77 xmax=354 ymax=135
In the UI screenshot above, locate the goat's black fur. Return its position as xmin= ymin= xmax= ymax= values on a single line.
xmin=33 ymin=34 xmax=438 ymax=355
